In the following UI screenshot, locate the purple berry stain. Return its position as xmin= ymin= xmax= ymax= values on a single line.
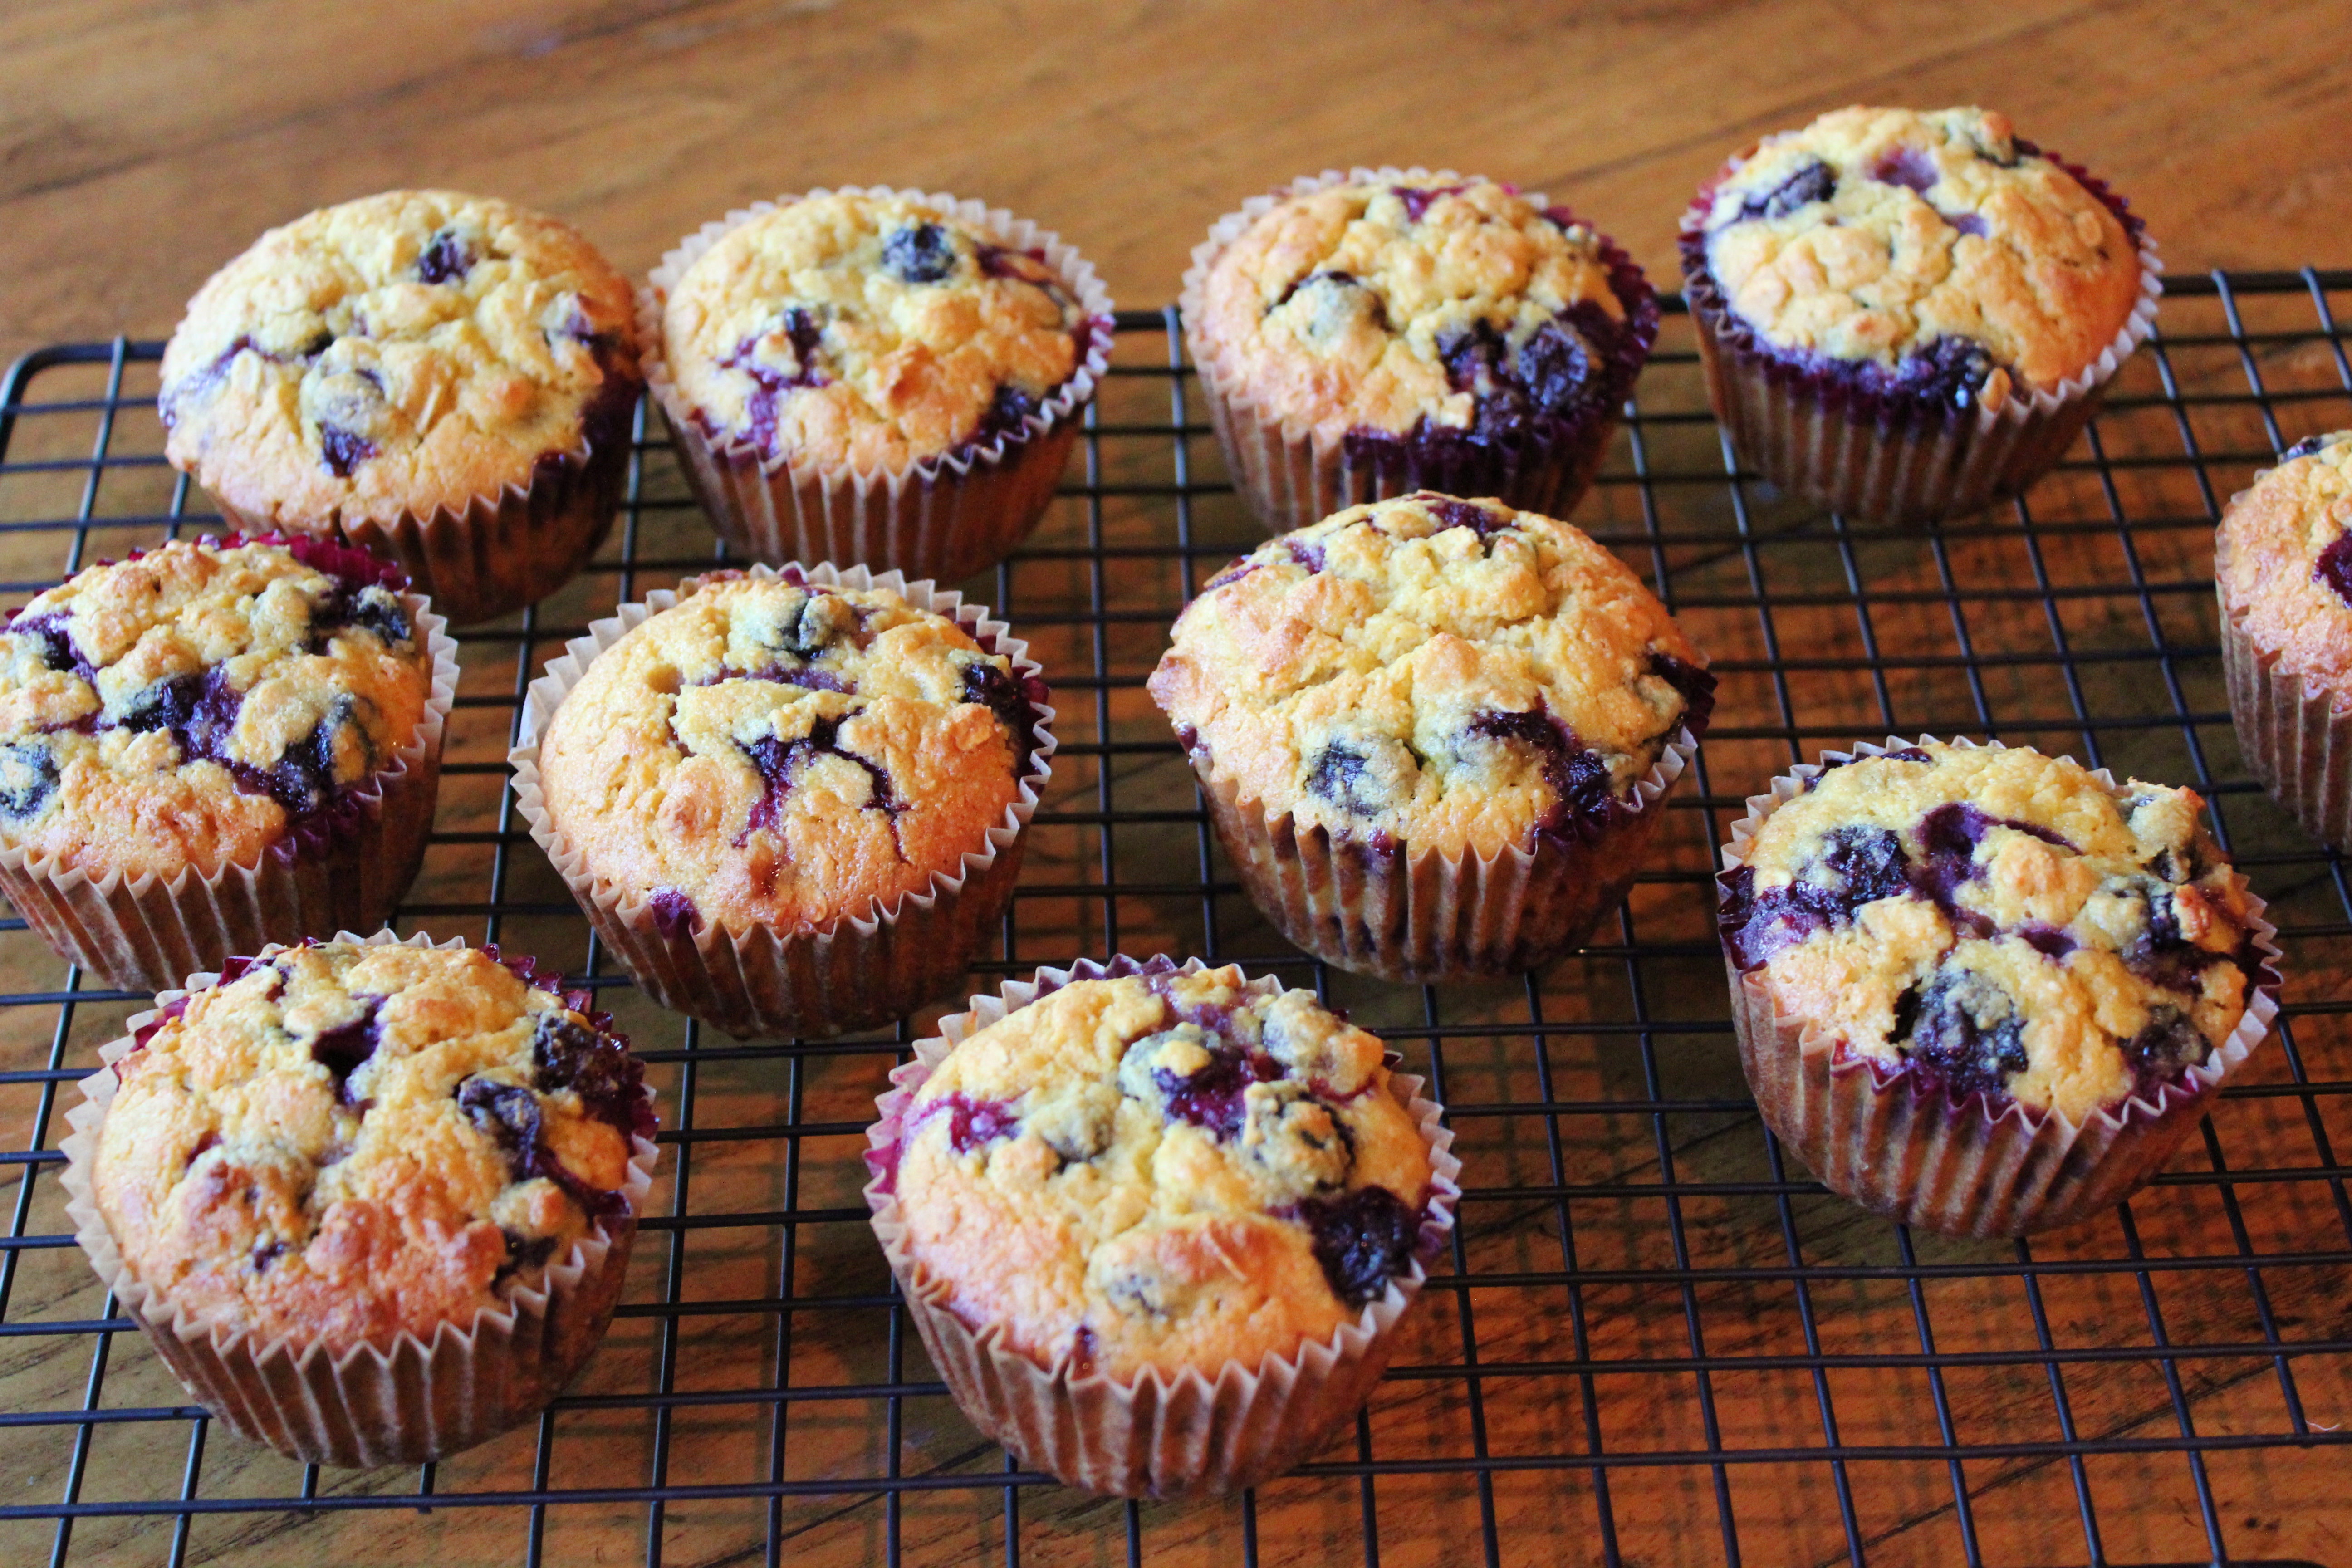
xmin=1288 ymin=1185 xmax=1422 ymax=1305
xmin=309 ymin=995 xmax=384 ymax=1104
xmin=413 ymin=228 xmax=473 ymax=285
xmin=1734 ymin=159 xmax=1836 ymax=222
xmin=648 ymin=887 xmax=702 ymax=939
xmin=1869 ymin=147 xmax=1939 ymax=195
xmin=1392 ymin=185 xmax=1466 ymax=223
xmin=2314 ymin=534 xmax=2352 ymax=608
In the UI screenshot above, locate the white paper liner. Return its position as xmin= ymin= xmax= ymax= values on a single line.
xmin=1679 ymin=160 xmax=2163 ymax=524
xmin=510 ymin=560 xmax=1058 ymax=1039
xmin=1180 ymin=166 xmax=1656 ymax=536
xmin=2216 ymin=521 xmax=2352 ymax=849
xmin=1720 ymin=735 xmax=2283 ymax=1236
xmin=56 ymin=928 xmax=660 ymax=1466
xmin=0 ymin=577 xmax=459 ymax=993
xmin=861 ymin=955 xmax=1462 ymax=1497
xmin=1186 ymin=725 xmax=1700 ymax=984
xmin=641 ymin=188 xmax=1114 ymax=581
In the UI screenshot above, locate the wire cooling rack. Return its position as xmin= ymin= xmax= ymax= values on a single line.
xmin=1 ymin=275 xmax=2350 ymax=1568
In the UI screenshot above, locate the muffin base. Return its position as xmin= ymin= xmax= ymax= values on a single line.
xmin=1721 ymin=735 xmax=2283 ymax=1237
xmin=1181 ymin=166 xmax=1659 ymax=536
xmin=509 ymin=561 xmax=1058 ymax=1039
xmin=56 ymin=930 xmax=658 ymax=1467
xmin=0 ymin=579 xmax=457 ymax=992
xmin=1190 ymin=726 xmax=1700 ymax=984
xmin=862 ymin=955 xmax=1461 ymax=1498
xmin=642 ymin=188 xmax=1114 ymax=583
xmin=2217 ymin=535 xmax=2352 ymax=850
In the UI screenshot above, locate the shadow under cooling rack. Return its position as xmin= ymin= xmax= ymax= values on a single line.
xmin=0 ymin=272 xmax=2349 ymax=1568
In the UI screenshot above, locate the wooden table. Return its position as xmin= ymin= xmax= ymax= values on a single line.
xmin=4 ymin=5 xmax=2352 ymax=1567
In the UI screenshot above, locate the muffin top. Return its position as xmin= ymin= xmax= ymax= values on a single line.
xmin=1691 ymin=107 xmax=2142 ymax=410
xmin=886 ymin=962 xmax=1437 ymax=1380
xmin=0 ymin=536 xmax=434 ymax=882
xmin=1195 ymin=178 xmax=1644 ymax=450
xmin=2217 ymin=431 xmax=2352 ymax=691
xmin=1722 ymin=742 xmax=2259 ymax=1122
xmin=160 ymin=190 xmax=642 ymax=526
xmin=535 ymin=571 xmax=1041 ymax=934
xmin=660 ymin=192 xmax=1094 ymax=472
xmin=93 ymin=940 xmax=652 ymax=1352
xmin=1147 ymin=492 xmax=1712 ymax=858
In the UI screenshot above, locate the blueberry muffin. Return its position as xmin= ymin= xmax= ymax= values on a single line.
xmin=867 ymin=958 xmax=1454 ymax=1496
xmin=2217 ymin=431 xmax=2352 ymax=847
xmin=70 ymin=937 xmax=655 ymax=1464
xmin=1148 ymin=490 xmax=1711 ymax=980
xmin=160 ymin=191 xmax=644 ymax=624
xmin=1722 ymin=740 xmax=2274 ymax=1235
xmin=649 ymin=189 xmax=1110 ymax=578
xmin=1681 ymin=107 xmax=2156 ymax=523
xmin=1185 ymin=173 xmax=1657 ymax=532
xmin=522 ymin=566 xmax=1051 ymax=1036
xmin=0 ymin=535 xmax=449 ymax=990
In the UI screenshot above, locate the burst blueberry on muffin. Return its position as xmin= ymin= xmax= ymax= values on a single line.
xmin=1187 ymin=176 xmax=1656 ymax=529
xmin=1147 ymin=490 xmax=1710 ymax=980
xmin=2216 ymin=431 xmax=2352 ymax=848
xmin=159 ymin=190 xmax=643 ymax=623
xmin=1681 ymin=107 xmax=2154 ymax=522
xmin=0 ymin=535 xmax=445 ymax=988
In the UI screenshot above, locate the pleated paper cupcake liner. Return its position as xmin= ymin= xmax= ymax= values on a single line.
xmin=0 ymin=554 xmax=457 ymax=993
xmin=1678 ymin=148 xmax=2161 ymax=525
xmin=2217 ymin=527 xmax=2352 ymax=849
xmin=510 ymin=560 xmax=1057 ymax=1039
xmin=1181 ymin=167 xmax=1658 ymax=537
xmin=206 ymin=378 xmax=638 ymax=627
xmin=1187 ymin=726 xmax=1700 ymax=984
xmin=862 ymin=954 xmax=1462 ymax=1498
xmin=642 ymin=188 xmax=1114 ymax=582
xmin=1721 ymin=735 xmax=2283 ymax=1237
xmin=57 ymin=928 xmax=659 ymax=1467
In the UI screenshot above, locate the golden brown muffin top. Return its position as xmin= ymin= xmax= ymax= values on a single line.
xmin=2217 ymin=432 xmax=2352 ymax=696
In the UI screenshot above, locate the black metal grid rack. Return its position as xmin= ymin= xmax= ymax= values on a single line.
xmin=1 ymin=274 xmax=2349 ymax=1568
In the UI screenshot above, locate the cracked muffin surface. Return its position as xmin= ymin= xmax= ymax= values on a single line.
xmin=535 ymin=571 xmax=1038 ymax=934
xmin=0 ymin=536 xmax=432 ymax=881
xmin=92 ymin=940 xmax=651 ymax=1352
xmin=2217 ymin=431 xmax=2352 ymax=691
xmin=160 ymin=190 xmax=642 ymax=526
xmin=1723 ymin=742 xmax=2259 ymax=1122
xmin=1147 ymin=491 xmax=1711 ymax=858
xmin=887 ymin=962 xmax=1437 ymax=1380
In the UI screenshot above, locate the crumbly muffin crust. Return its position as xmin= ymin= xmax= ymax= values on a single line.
xmin=661 ymin=192 xmax=1092 ymax=472
xmin=2217 ymin=431 xmax=2352 ymax=692
xmin=888 ymin=963 xmax=1436 ymax=1380
xmin=0 ymin=537 xmax=432 ymax=881
xmin=1196 ymin=179 xmax=1636 ymax=451
xmin=1694 ymin=107 xmax=2141 ymax=409
xmin=160 ymin=190 xmax=642 ymax=528
xmin=1723 ymin=742 xmax=2257 ymax=1122
xmin=535 ymin=571 xmax=1038 ymax=934
xmin=1147 ymin=492 xmax=1711 ymax=858
xmin=92 ymin=940 xmax=651 ymax=1352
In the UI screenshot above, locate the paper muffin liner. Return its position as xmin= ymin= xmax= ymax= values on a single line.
xmin=206 ymin=375 xmax=639 ymax=627
xmin=2216 ymin=524 xmax=2352 ymax=849
xmin=1720 ymin=735 xmax=2283 ymax=1237
xmin=1678 ymin=148 xmax=2162 ymax=525
xmin=1181 ymin=167 xmax=1660 ymax=536
xmin=1182 ymin=723 xmax=1701 ymax=984
xmin=642 ymin=188 xmax=1114 ymax=582
xmin=56 ymin=928 xmax=659 ymax=1466
xmin=861 ymin=953 xmax=1462 ymax=1497
xmin=510 ymin=560 xmax=1058 ymax=1039
xmin=0 ymin=540 xmax=458 ymax=992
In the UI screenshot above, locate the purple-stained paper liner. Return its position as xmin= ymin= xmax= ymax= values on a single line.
xmin=2217 ymin=520 xmax=2352 ymax=850
xmin=0 ymin=564 xmax=457 ymax=992
xmin=57 ymin=929 xmax=659 ymax=1467
xmin=509 ymin=561 xmax=1058 ymax=1039
xmin=1678 ymin=145 xmax=2161 ymax=524
xmin=1180 ymin=166 xmax=1659 ymax=536
xmin=641 ymin=187 xmax=1114 ymax=582
xmin=1720 ymin=735 xmax=2282 ymax=1237
xmin=861 ymin=954 xmax=1462 ymax=1498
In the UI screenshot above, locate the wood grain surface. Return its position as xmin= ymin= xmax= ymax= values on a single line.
xmin=4 ymin=5 xmax=2352 ymax=1568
